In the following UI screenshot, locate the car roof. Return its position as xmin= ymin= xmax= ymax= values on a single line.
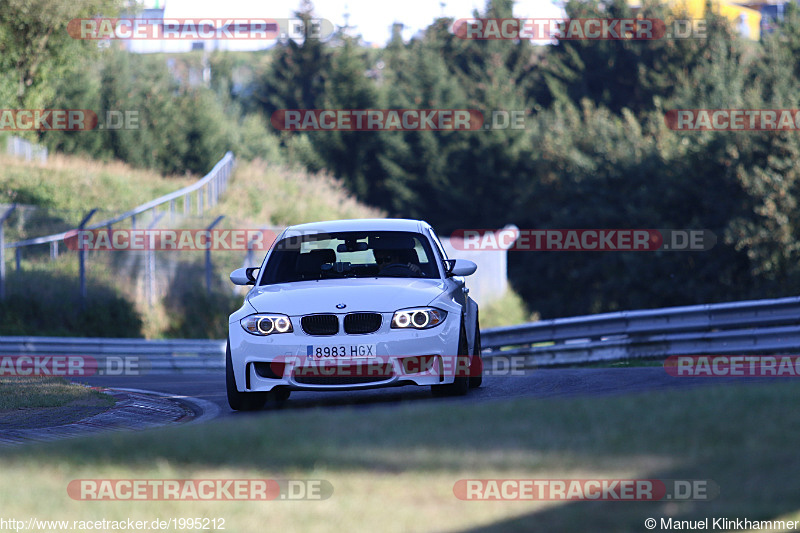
xmin=283 ymin=218 xmax=430 ymax=234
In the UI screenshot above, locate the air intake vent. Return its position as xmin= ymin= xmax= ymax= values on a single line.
xmin=344 ymin=313 xmax=382 ymax=334
xmin=293 ymin=374 xmax=390 ymax=386
xmin=301 ymin=314 xmax=339 ymax=335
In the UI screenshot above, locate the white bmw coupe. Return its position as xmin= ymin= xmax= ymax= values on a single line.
xmin=227 ymin=218 xmax=483 ymax=410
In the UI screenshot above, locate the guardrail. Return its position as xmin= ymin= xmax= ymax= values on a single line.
xmin=0 ymin=151 xmax=235 ymax=302
xmin=481 ymin=294 xmax=800 ymax=366
xmin=0 ymin=336 xmax=226 ymax=373
xmin=1 ymin=294 xmax=799 ymax=372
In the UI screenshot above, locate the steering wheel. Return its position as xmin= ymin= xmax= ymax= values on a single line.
xmin=379 ymin=263 xmax=421 ymax=277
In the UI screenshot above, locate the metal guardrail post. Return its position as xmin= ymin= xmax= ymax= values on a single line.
xmin=245 ymin=229 xmax=271 ymax=268
xmin=0 ymin=205 xmax=17 ymax=300
xmin=205 ymin=215 xmax=224 ymax=295
xmin=146 ymin=212 xmax=166 ymax=307
xmin=198 ymin=189 xmax=204 ymax=217
xmin=245 ymin=237 xmax=255 ymax=267
xmin=77 ymin=209 xmax=98 ymax=309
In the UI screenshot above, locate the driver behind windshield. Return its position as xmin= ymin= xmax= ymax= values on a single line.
xmin=374 ymin=249 xmax=422 ymax=275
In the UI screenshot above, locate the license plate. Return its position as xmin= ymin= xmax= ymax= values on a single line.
xmin=307 ymin=344 xmax=376 ymax=359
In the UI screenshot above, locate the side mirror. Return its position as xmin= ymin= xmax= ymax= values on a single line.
xmin=231 ymin=267 xmax=259 ymax=285
xmin=448 ymin=259 xmax=477 ymax=277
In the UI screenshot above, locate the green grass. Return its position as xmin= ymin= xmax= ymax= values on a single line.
xmin=211 ymin=158 xmax=384 ymax=228
xmin=0 ymin=377 xmax=115 ymax=429
xmin=480 ymin=288 xmax=536 ymax=329
xmin=1 ymin=382 xmax=798 ymax=532
xmin=0 ymin=259 xmax=142 ymax=337
xmin=0 ymin=377 xmax=112 ymax=410
xmin=0 ymin=152 xmax=196 ymax=227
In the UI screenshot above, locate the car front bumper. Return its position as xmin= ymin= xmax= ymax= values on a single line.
xmin=228 ymin=312 xmax=463 ymax=392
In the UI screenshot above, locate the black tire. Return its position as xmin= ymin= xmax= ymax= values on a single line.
xmin=226 ymin=340 xmax=267 ymax=411
xmin=431 ymin=323 xmax=470 ymax=397
xmin=266 ymin=387 xmax=291 ymax=407
xmin=469 ymin=326 xmax=483 ymax=389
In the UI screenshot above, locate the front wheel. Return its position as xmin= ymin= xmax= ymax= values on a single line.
xmin=431 ymin=324 xmax=470 ymax=397
xmin=226 ymin=340 xmax=267 ymax=411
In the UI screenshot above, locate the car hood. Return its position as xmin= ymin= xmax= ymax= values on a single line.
xmin=247 ymin=278 xmax=447 ymax=315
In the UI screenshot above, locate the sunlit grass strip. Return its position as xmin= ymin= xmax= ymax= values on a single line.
xmin=0 ymin=376 xmax=114 ymax=410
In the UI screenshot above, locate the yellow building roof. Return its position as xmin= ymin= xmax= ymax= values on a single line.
xmin=627 ymin=0 xmax=762 ymax=39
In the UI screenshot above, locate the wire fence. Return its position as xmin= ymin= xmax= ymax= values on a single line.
xmin=1 ymin=152 xmax=235 ymax=304
xmin=5 ymin=136 xmax=48 ymax=163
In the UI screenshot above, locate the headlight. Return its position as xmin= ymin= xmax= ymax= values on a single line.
xmin=240 ymin=314 xmax=294 ymax=336
xmin=391 ymin=307 xmax=447 ymax=329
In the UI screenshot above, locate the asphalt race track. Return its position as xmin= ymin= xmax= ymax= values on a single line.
xmin=79 ymin=366 xmax=771 ymax=420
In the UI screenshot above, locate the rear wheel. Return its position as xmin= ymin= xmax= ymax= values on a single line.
xmin=226 ymin=340 xmax=267 ymax=411
xmin=431 ymin=323 xmax=470 ymax=397
xmin=469 ymin=327 xmax=483 ymax=388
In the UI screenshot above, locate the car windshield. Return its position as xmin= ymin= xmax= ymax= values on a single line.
xmin=258 ymin=230 xmax=439 ymax=284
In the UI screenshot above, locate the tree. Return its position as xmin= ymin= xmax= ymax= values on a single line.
xmin=0 ymin=0 xmax=122 ymax=110
xmin=309 ymin=35 xmax=387 ymax=203
xmin=530 ymin=0 xmax=730 ymax=115
xmin=254 ymin=0 xmax=330 ymax=117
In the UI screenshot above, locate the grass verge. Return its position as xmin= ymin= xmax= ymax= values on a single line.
xmin=212 ymin=158 xmax=384 ymax=227
xmin=0 ymin=382 xmax=798 ymax=532
xmin=0 ymin=152 xmax=196 ymax=226
xmin=0 ymin=377 xmax=115 ymax=429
